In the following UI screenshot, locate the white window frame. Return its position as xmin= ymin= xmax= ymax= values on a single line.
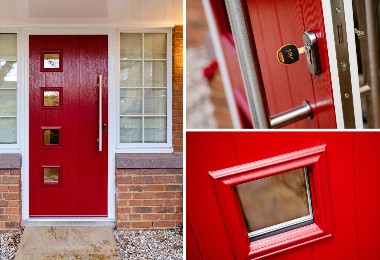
xmin=116 ymin=28 xmax=173 ymax=153
xmin=0 ymin=29 xmax=22 ymax=152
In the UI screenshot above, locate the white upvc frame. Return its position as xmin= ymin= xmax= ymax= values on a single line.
xmin=116 ymin=28 xmax=173 ymax=153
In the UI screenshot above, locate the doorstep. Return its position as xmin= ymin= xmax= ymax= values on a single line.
xmin=15 ymin=226 xmax=120 ymax=259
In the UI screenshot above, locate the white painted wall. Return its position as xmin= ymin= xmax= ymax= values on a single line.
xmin=0 ymin=0 xmax=183 ymax=26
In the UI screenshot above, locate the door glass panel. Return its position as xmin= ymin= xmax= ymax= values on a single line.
xmin=43 ymin=167 xmax=59 ymax=183
xmin=43 ymin=129 xmax=60 ymax=145
xmin=236 ymin=168 xmax=312 ymax=238
xmin=144 ymin=61 xmax=166 ymax=88
xmin=144 ymin=33 xmax=167 ymax=59
xmin=144 ymin=117 xmax=167 ymax=143
xmin=120 ymin=117 xmax=142 ymax=143
xmin=0 ymin=89 xmax=16 ymax=116
xmin=43 ymin=53 xmax=60 ymax=69
xmin=144 ymin=89 xmax=167 ymax=115
xmin=120 ymin=61 xmax=142 ymax=88
xmin=43 ymin=90 xmax=60 ymax=107
xmin=0 ymin=118 xmax=16 ymax=144
xmin=120 ymin=33 xmax=142 ymax=59
xmin=120 ymin=88 xmax=142 ymax=115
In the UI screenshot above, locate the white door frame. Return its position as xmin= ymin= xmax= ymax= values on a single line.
xmin=21 ymin=27 xmax=117 ymax=224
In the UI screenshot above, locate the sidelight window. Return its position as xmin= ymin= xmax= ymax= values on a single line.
xmin=119 ymin=31 xmax=172 ymax=150
xmin=0 ymin=34 xmax=17 ymax=145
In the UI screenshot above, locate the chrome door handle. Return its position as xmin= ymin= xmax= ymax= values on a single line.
xmin=98 ymin=75 xmax=103 ymax=152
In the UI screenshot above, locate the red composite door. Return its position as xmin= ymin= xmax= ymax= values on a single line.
xmin=29 ymin=35 xmax=108 ymax=216
xmin=187 ymin=132 xmax=380 ymax=259
xmin=209 ymin=0 xmax=336 ymax=128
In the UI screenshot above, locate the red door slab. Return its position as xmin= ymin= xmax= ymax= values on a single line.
xmin=29 ymin=35 xmax=108 ymax=216
xmin=187 ymin=132 xmax=380 ymax=259
xmin=208 ymin=0 xmax=336 ymax=128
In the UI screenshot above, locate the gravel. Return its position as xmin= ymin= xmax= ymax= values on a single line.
xmin=186 ymin=47 xmax=217 ymax=129
xmin=114 ymin=228 xmax=183 ymax=260
xmin=0 ymin=230 xmax=23 ymax=260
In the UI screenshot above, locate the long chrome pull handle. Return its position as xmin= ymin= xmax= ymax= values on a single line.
xmin=98 ymin=75 xmax=103 ymax=152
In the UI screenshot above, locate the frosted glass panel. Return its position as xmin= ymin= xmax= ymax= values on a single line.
xmin=0 ymin=90 xmax=16 ymax=116
xmin=144 ymin=89 xmax=166 ymax=115
xmin=43 ymin=167 xmax=59 ymax=183
xmin=144 ymin=61 xmax=166 ymax=87
xmin=144 ymin=117 xmax=166 ymax=143
xmin=0 ymin=34 xmax=17 ymax=60
xmin=120 ymin=33 xmax=142 ymax=59
xmin=120 ymin=89 xmax=142 ymax=115
xmin=0 ymin=118 xmax=16 ymax=144
xmin=120 ymin=117 xmax=142 ymax=143
xmin=120 ymin=61 xmax=142 ymax=88
xmin=0 ymin=61 xmax=17 ymax=88
xmin=144 ymin=33 xmax=167 ymax=59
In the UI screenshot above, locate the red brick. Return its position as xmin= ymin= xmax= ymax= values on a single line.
xmin=165 ymin=185 xmax=183 ymax=191
xmin=132 ymin=176 xmax=154 ymax=184
xmin=130 ymin=221 xmax=153 ymax=229
xmin=154 ymin=192 xmax=181 ymax=199
xmin=133 ymin=207 xmax=153 ymax=213
xmin=3 ymin=193 xmax=19 ymax=201
xmin=153 ymin=221 xmax=176 ymax=228
xmin=142 ymin=214 xmax=164 ymax=221
xmin=4 ymin=207 xmax=19 ymax=215
xmin=132 ymin=193 xmax=155 ymax=199
xmin=154 ymin=176 xmax=176 ymax=184
xmin=117 ymin=222 xmax=131 ymax=229
xmin=143 ymin=185 xmax=165 ymax=192
xmin=142 ymin=200 xmax=165 ymax=207
xmin=163 ymin=213 xmax=183 ymax=221
xmin=116 ymin=176 xmax=133 ymax=184
xmin=154 ymin=207 xmax=175 ymax=213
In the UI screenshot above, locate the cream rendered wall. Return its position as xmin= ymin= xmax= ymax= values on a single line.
xmin=0 ymin=0 xmax=183 ymax=26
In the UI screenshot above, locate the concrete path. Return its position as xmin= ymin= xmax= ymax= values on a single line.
xmin=15 ymin=226 xmax=120 ymax=259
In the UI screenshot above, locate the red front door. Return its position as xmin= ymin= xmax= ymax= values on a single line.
xmin=187 ymin=132 xmax=380 ymax=259
xmin=208 ymin=0 xmax=336 ymax=128
xmin=29 ymin=35 xmax=108 ymax=216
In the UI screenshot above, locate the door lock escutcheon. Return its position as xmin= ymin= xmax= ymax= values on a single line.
xmin=303 ymin=31 xmax=322 ymax=75
xmin=277 ymin=31 xmax=321 ymax=75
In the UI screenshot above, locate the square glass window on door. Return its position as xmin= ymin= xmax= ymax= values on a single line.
xmin=42 ymin=167 xmax=60 ymax=186
xmin=236 ymin=168 xmax=313 ymax=240
xmin=43 ymin=129 xmax=60 ymax=145
xmin=43 ymin=91 xmax=60 ymax=107
xmin=41 ymin=50 xmax=63 ymax=72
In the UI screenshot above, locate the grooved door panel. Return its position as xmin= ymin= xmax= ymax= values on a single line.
xmin=29 ymin=35 xmax=108 ymax=216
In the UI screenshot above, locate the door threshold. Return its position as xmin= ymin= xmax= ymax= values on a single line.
xmin=22 ymin=217 xmax=115 ymax=227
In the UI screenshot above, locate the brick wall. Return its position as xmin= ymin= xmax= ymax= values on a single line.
xmin=0 ymin=169 xmax=21 ymax=233
xmin=172 ymin=25 xmax=183 ymax=153
xmin=115 ymin=168 xmax=183 ymax=229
